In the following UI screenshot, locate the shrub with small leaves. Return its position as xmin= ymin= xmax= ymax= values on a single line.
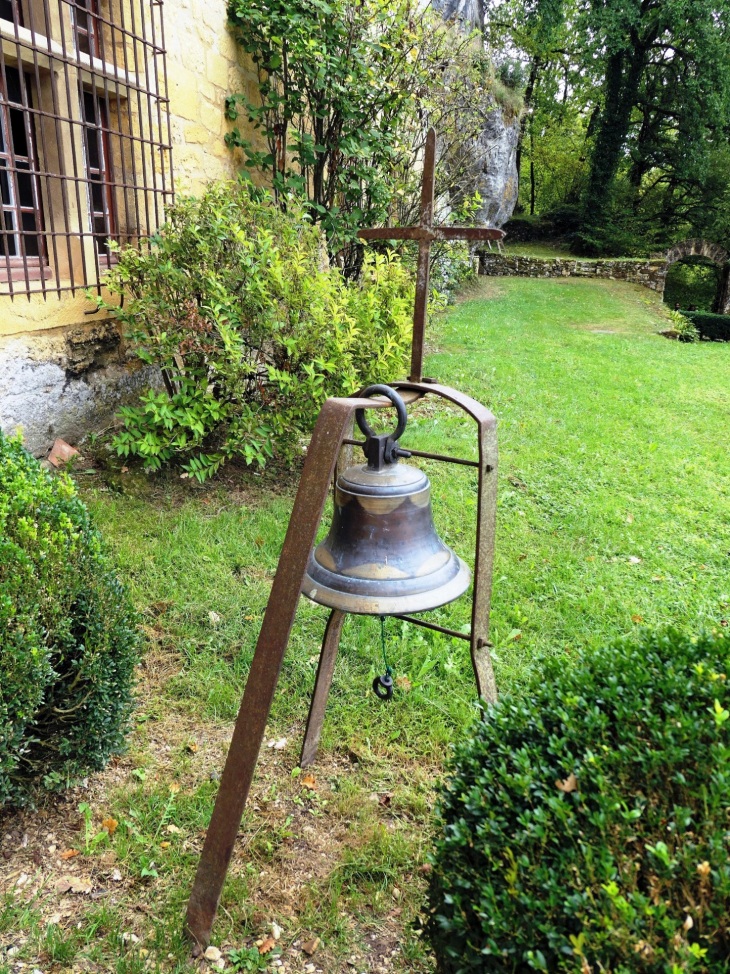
xmin=426 ymin=631 xmax=730 ymax=973
xmin=99 ymin=181 xmax=412 ymax=481
xmin=0 ymin=432 xmax=139 ymax=806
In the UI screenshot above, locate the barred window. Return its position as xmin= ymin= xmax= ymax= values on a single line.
xmin=0 ymin=0 xmax=173 ymax=297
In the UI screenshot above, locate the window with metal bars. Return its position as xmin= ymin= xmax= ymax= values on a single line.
xmin=0 ymin=0 xmax=173 ymax=298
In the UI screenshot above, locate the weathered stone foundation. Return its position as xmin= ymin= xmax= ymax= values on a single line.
xmin=0 ymin=322 xmax=161 ymax=456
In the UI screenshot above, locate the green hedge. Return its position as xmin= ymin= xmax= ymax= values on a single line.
xmin=684 ymin=311 xmax=730 ymax=342
xmin=426 ymin=631 xmax=730 ymax=973
xmin=0 ymin=432 xmax=139 ymax=806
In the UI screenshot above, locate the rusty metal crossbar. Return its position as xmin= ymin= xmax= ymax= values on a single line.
xmin=185 ymin=381 xmax=498 ymax=947
xmin=358 ymin=128 xmax=504 ymax=383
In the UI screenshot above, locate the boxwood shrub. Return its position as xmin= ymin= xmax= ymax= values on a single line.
xmin=1 ymin=432 xmax=139 ymax=806
xmin=684 ymin=311 xmax=730 ymax=342
xmin=426 ymin=631 xmax=730 ymax=973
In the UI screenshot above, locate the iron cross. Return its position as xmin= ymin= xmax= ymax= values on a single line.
xmin=358 ymin=127 xmax=505 ymax=382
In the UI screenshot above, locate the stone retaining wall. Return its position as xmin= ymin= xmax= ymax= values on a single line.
xmin=479 ymin=253 xmax=667 ymax=293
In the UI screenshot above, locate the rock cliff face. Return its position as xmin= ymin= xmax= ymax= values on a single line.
xmin=432 ymin=0 xmax=520 ymax=229
xmin=469 ymin=99 xmax=520 ymax=228
xmin=432 ymin=0 xmax=484 ymax=30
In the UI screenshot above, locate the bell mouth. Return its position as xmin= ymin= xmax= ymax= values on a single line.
xmin=302 ymin=553 xmax=471 ymax=616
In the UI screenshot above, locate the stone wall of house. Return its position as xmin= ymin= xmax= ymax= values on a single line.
xmin=0 ymin=0 xmax=257 ymax=456
xmin=479 ymin=253 xmax=668 ymax=292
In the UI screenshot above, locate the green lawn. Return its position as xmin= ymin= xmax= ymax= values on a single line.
xmin=2 ymin=276 xmax=729 ymax=973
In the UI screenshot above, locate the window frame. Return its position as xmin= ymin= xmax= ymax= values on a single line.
xmin=0 ymin=0 xmax=173 ymax=297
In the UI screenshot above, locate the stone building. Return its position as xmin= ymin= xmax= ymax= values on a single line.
xmin=0 ymin=0 xmax=520 ymax=455
xmin=0 ymin=0 xmax=256 ymax=454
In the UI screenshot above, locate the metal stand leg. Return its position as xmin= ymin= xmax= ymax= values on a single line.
xmin=300 ymin=609 xmax=345 ymax=768
xmin=185 ymin=397 xmax=372 ymax=948
xmin=470 ymin=410 xmax=499 ymax=705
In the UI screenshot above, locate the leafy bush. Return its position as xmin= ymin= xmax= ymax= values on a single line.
xmin=684 ymin=311 xmax=730 ymax=342
xmin=0 ymin=432 xmax=139 ymax=806
xmin=426 ymin=630 xmax=730 ymax=973
xmin=665 ymin=308 xmax=700 ymax=342
xmin=101 ymin=182 xmax=412 ymax=481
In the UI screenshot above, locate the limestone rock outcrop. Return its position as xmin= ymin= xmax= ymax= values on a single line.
xmin=432 ymin=0 xmax=520 ymax=229
xmin=469 ymin=99 xmax=520 ymax=228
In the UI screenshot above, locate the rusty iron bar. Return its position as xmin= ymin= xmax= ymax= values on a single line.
xmin=299 ymin=609 xmax=346 ymax=768
xmin=186 ymin=382 xmax=499 ymax=947
xmin=357 ymin=127 xmax=504 ymax=383
xmin=342 ymin=437 xmax=480 ymax=469
xmin=185 ymin=393 xmax=397 ymax=947
xmin=391 ymin=614 xmax=471 ymax=641
xmin=0 ymin=0 xmax=173 ymax=299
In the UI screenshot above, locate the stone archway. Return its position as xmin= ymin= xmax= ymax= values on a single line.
xmin=663 ymin=238 xmax=730 ymax=314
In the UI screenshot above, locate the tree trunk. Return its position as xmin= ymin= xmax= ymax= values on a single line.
xmin=515 ymin=57 xmax=540 ymax=193
xmin=581 ymin=40 xmax=647 ymax=236
xmin=530 ymin=131 xmax=536 ymax=214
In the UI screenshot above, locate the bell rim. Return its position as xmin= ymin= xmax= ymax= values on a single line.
xmin=301 ymin=555 xmax=471 ymax=616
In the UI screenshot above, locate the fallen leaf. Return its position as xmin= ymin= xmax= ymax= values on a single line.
xmin=102 ymin=817 xmax=118 ymax=836
xmin=270 ymin=922 xmax=282 ymax=940
xmin=160 ymin=841 xmax=171 ymax=849
xmin=255 ymin=537 xmax=265 ymax=547
xmin=626 ymin=513 xmax=634 ymax=524
xmin=258 ymin=938 xmax=276 ymax=955
xmin=302 ymin=774 xmax=317 ymax=790
xmin=186 ymin=741 xmax=199 ymax=754
xmin=555 ymin=773 xmax=578 ymax=793
xmin=245 ymin=615 xmax=256 ymax=621
xmin=166 ymin=824 xmax=183 ymax=835
xmin=396 ymin=676 xmax=412 ymax=692
xmin=56 ymin=874 xmax=92 ymax=894
xmin=60 ymin=849 xmax=79 ymax=860
xmin=418 ymin=863 xmax=433 ymax=875
xmin=631 ymin=615 xmax=643 ymax=624
xmin=111 ymin=869 xmax=122 ymax=882
xmin=168 ymin=784 xmax=180 ymax=795
xmin=121 ymin=466 xmax=129 ymax=474
xmin=302 ymin=937 xmax=320 ymax=956
xmin=684 ymin=915 xmax=694 ymax=931
xmin=378 ymin=793 xmax=392 ymax=808
xmin=208 ymin=611 xmax=222 ymax=625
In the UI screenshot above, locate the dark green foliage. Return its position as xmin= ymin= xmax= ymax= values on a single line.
xmin=663 ymin=260 xmax=723 ymax=314
xmin=0 ymin=432 xmax=139 ymax=806
xmin=684 ymin=312 xmax=730 ymax=343
xmin=426 ymin=631 xmax=730 ymax=973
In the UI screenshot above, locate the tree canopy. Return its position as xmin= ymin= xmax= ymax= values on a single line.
xmin=487 ymin=0 xmax=730 ymax=253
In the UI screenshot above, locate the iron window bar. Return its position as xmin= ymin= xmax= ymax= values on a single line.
xmin=0 ymin=0 xmax=173 ymax=298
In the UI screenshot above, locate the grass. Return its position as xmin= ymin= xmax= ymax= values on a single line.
xmin=501 ymin=240 xmax=570 ymax=258
xmin=1 ymin=276 xmax=729 ymax=973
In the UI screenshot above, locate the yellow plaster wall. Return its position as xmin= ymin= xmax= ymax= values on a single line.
xmin=164 ymin=0 xmax=258 ymax=193
xmin=0 ymin=0 xmax=254 ymax=340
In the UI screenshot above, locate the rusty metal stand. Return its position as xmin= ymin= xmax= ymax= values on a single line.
xmin=185 ymin=382 xmax=498 ymax=946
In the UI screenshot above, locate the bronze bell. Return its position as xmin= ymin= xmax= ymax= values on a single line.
xmin=302 ymin=386 xmax=470 ymax=616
